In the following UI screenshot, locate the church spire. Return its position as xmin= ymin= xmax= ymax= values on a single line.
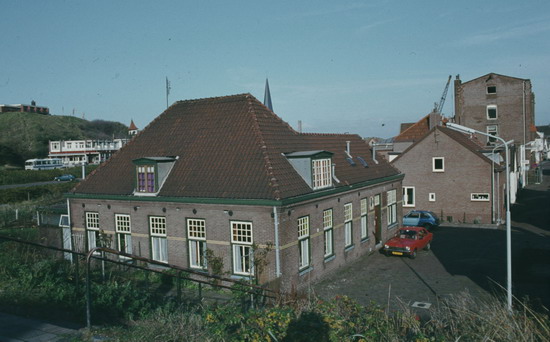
xmin=263 ymin=78 xmax=273 ymax=111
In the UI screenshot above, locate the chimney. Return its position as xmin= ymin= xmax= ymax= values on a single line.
xmin=345 ymin=141 xmax=351 ymax=157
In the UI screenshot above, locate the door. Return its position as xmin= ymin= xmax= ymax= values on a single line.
xmin=373 ymin=194 xmax=382 ymax=244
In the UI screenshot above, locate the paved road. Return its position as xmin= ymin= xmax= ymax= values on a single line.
xmin=315 ymin=160 xmax=550 ymax=313
xmin=0 ymin=180 xmax=74 ymax=190
xmin=0 ymin=312 xmax=81 ymax=342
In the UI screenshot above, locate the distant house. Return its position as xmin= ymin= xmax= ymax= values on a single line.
xmin=392 ymin=125 xmax=505 ymax=225
xmin=48 ymin=138 xmax=130 ymax=166
xmin=0 ymin=101 xmax=49 ymax=115
xmin=66 ymin=94 xmax=404 ymax=293
xmin=391 ymin=110 xmax=442 ymax=161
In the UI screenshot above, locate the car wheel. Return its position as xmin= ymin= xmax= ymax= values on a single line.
xmin=424 ymin=242 xmax=431 ymax=251
xmin=409 ymin=249 xmax=417 ymax=259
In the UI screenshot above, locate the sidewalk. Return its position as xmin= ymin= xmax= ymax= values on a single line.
xmin=0 ymin=312 xmax=81 ymax=342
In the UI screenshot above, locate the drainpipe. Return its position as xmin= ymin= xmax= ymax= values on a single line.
xmin=523 ymin=81 xmax=526 ymax=146
xmin=372 ymin=144 xmax=378 ymax=164
xmin=272 ymin=206 xmax=281 ymax=278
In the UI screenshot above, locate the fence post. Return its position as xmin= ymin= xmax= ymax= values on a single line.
xmin=177 ymin=271 xmax=181 ymax=303
xmin=198 ymin=282 xmax=202 ymax=302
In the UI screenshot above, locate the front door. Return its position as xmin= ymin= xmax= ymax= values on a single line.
xmin=373 ymin=194 xmax=382 ymax=244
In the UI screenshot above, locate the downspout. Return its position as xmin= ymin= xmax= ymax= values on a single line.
xmin=272 ymin=206 xmax=281 ymax=278
xmin=523 ymin=81 xmax=526 ymax=146
xmin=372 ymin=145 xmax=378 ymax=164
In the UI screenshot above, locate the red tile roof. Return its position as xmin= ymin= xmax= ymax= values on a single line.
xmin=73 ymin=94 xmax=401 ymax=200
xmin=394 ymin=112 xmax=440 ymax=143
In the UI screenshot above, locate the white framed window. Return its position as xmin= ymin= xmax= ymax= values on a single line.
xmin=298 ymin=216 xmax=310 ymax=269
xmin=231 ymin=221 xmax=253 ymax=275
xmin=487 ymin=86 xmax=496 ymax=94
xmin=429 ymin=193 xmax=436 ymax=202
xmin=149 ymin=216 xmax=167 ymax=263
xmin=137 ymin=165 xmax=156 ymax=193
xmin=487 ymin=125 xmax=498 ymax=144
xmin=432 ymin=157 xmax=444 ymax=172
xmin=403 ymin=187 xmax=415 ymax=207
xmin=387 ymin=190 xmax=397 ymax=226
xmin=187 ymin=218 xmax=207 ymax=269
xmin=115 ymin=214 xmax=132 ymax=256
xmin=323 ymin=209 xmax=333 ymax=258
xmin=471 ymin=193 xmax=490 ymax=201
xmin=360 ymin=198 xmax=368 ymax=240
xmin=487 ymin=105 xmax=498 ymax=120
xmin=344 ymin=203 xmax=353 ymax=247
xmin=312 ymin=158 xmax=332 ymax=190
xmin=85 ymin=212 xmax=99 ymax=250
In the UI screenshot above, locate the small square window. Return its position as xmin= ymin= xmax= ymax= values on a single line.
xmin=432 ymin=157 xmax=444 ymax=172
xmin=487 ymin=86 xmax=496 ymax=94
xmin=429 ymin=193 xmax=436 ymax=202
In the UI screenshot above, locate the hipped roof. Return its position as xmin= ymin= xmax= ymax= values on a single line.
xmin=72 ymin=94 xmax=401 ymax=200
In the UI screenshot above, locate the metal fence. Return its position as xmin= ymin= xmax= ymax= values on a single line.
xmin=0 ymin=234 xmax=278 ymax=328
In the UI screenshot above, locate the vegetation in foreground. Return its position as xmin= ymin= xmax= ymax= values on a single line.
xmin=0 ymin=228 xmax=548 ymax=342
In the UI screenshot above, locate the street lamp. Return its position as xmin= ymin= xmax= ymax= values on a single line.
xmin=446 ymin=122 xmax=513 ymax=313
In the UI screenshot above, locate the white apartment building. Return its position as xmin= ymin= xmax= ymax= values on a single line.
xmin=48 ymin=139 xmax=129 ymax=166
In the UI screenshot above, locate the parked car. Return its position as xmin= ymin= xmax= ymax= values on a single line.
xmin=403 ymin=210 xmax=440 ymax=230
xmin=54 ymin=174 xmax=75 ymax=182
xmin=383 ymin=227 xmax=433 ymax=259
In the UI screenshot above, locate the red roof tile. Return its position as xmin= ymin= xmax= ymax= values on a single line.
xmin=73 ymin=94 xmax=401 ymax=200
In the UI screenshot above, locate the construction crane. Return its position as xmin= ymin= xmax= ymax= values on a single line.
xmin=434 ymin=75 xmax=452 ymax=114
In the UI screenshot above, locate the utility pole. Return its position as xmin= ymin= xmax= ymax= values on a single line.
xmin=166 ymin=77 xmax=171 ymax=109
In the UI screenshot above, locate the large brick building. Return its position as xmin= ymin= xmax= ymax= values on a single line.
xmin=454 ymin=73 xmax=536 ymax=146
xmin=66 ymin=94 xmax=403 ymax=293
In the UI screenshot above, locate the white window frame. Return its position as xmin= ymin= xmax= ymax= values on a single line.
xmin=360 ymin=198 xmax=368 ymax=240
xmin=387 ymin=190 xmax=397 ymax=226
xmin=429 ymin=193 xmax=436 ymax=202
xmin=231 ymin=221 xmax=253 ymax=275
xmin=115 ymin=214 xmax=132 ymax=256
xmin=344 ymin=203 xmax=353 ymax=247
xmin=403 ymin=186 xmax=415 ymax=207
xmin=137 ymin=165 xmax=156 ymax=193
xmin=487 ymin=125 xmax=498 ymax=144
xmin=85 ymin=212 xmax=99 ymax=251
xmin=432 ymin=157 xmax=445 ymax=172
xmin=487 ymin=105 xmax=498 ymax=120
xmin=187 ymin=218 xmax=207 ymax=269
xmin=471 ymin=193 xmax=490 ymax=201
xmin=323 ymin=209 xmax=333 ymax=258
xmin=149 ymin=216 xmax=167 ymax=263
xmin=312 ymin=158 xmax=332 ymax=190
xmin=298 ymin=216 xmax=310 ymax=269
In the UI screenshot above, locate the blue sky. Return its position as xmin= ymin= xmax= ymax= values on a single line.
xmin=2 ymin=1 xmax=549 ymax=138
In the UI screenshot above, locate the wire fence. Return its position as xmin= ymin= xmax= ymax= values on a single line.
xmin=0 ymin=233 xmax=279 ymax=327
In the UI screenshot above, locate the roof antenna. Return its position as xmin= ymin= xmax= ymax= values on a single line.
xmin=263 ymin=78 xmax=273 ymax=111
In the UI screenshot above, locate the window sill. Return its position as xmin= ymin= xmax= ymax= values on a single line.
xmin=360 ymin=237 xmax=370 ymax=244
xmin=299 ymin=266 xmax=313 ymax=276
xmin=231 ymin=274 xmax=254 ymax=280
xmin=387 ymin=223 xmax=399 ymax=230
xmin=344 ymin=245 xmax=354 ymax=252
xmin=324 ymin=255 xmax=335 ymax=263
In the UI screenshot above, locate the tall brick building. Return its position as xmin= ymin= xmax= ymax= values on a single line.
xmin=454 ymin=73 xmax=536 ymax=146
xmin=66 ymin=94 xmax=403 ymax=293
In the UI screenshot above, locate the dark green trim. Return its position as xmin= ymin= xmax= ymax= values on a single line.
xmin=65 ymin=173 xmax=404 ymax=207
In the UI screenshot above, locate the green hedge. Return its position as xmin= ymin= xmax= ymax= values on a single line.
xmin=0 ymin=182 xmax=76 ymax=204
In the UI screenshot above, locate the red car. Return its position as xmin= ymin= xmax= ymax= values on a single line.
xmin=383 ymin=227 xmax=433 ymax=259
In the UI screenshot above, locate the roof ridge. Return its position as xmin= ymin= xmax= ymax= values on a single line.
xmin=246 ymin=96 xmax=282 ymax=200
xmin=394 ymin=113 xmax=431 ymax=141
xmin=175 ymin=93 xmax=251 ymax=105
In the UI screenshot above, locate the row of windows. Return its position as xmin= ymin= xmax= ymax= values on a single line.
xmin=298 ymin=191 xmax=398 ymax=271
xmin=84 ymin=213 xmax=254 ymax=275
xmin=402 ymin=187 xmax=491 ymax=206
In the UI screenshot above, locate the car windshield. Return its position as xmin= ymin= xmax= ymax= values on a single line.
xmin=399 ymin=230 xmax=417 ymax=239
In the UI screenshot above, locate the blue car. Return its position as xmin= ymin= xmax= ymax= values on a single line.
xmin=403 ymin=210 xmax=440 ymax=230
xmin=54 ymin=174 xmax=76 ymax=182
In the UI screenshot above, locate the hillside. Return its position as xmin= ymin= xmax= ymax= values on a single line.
xmin=0 ymin=112 xmax=129 ymax=167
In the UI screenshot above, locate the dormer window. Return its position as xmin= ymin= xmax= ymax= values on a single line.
xmin=312 ymin=158 xmax=332 ymax=189
xmin=133 ymin=157 xmax=177 ymax=196
xmin=285 ymin=150 xmax=334 ymax=190
xmin=137 ymin=165 xmax=155 ymax=193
